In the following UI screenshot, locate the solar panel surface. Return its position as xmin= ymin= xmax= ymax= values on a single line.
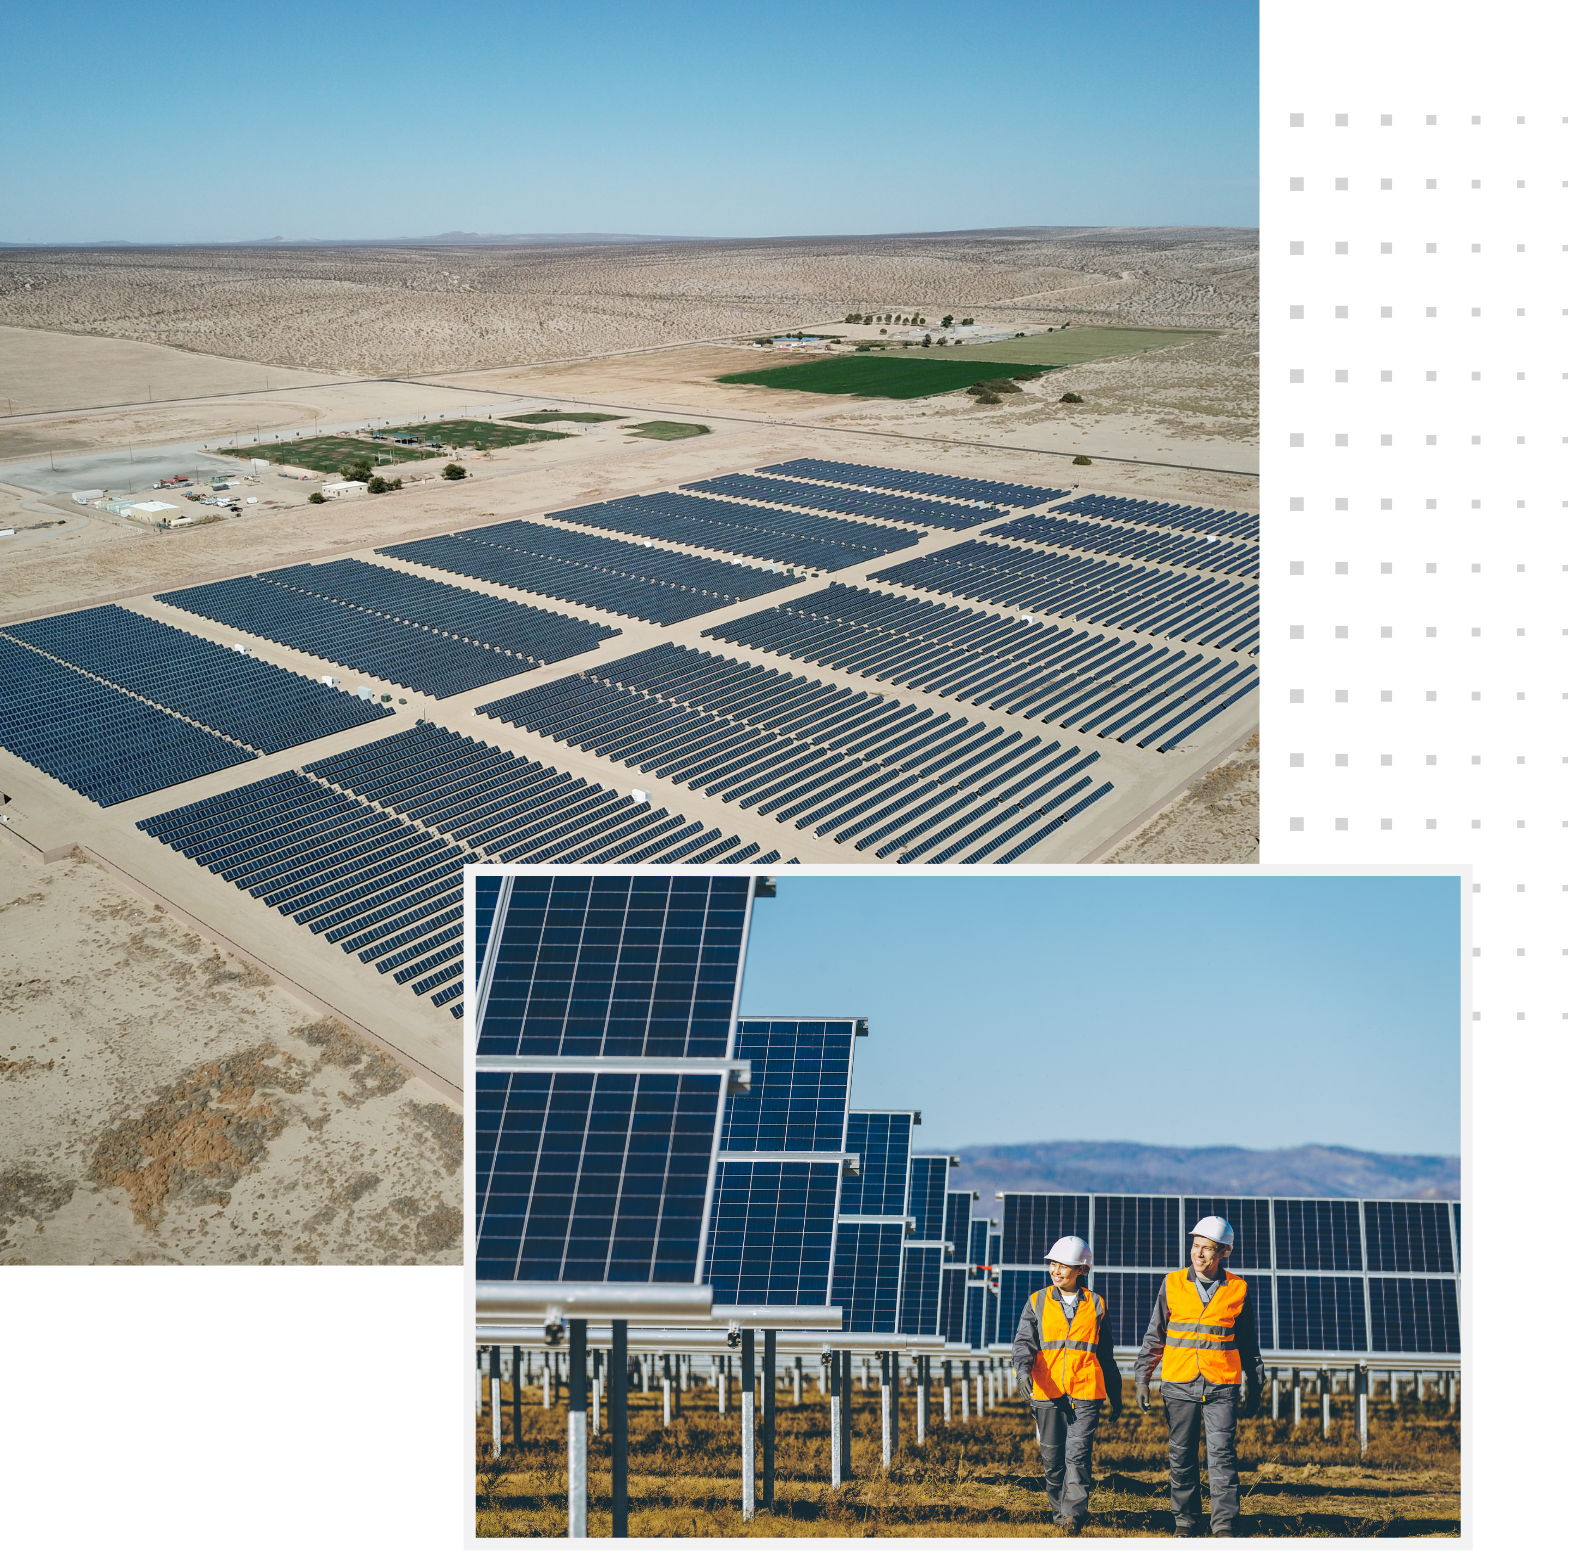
xmin=838 ymin=1113 xmax=913 ymax=1217
xmin=832 ymin=1221 xmax=905 ymax=1332
xmin=720 ymin=1019 xmax=856 ymax=1152
xmin=705 ymin=1159 xmax=840 ymax=1305
xmin=907 ymin=1156 xmax=950 ymax=1241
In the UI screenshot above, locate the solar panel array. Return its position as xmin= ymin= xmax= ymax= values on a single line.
xmin=703 ymin=583 xmax=1258 ymax=754
xmin=987 ymin=1192 xmax=1459 ymax=1356
xmin=984 ymin=511 xmax=1260 ymax=579
xmin=685 ymin=472 xmax=1003 ymax=531
xmin=378 ymin=519 xmax=793 ymax=626
xmin=760 ymin=458 xmax=1068 ymax=511
xmin=1049 ymin=492 xmax=1260 ymax=543
xmin=4 ymin=604 xmax=393 ymax=755
xmin=833 ymin=1110 xmax=916 ymax=1334
xmin=719 ymin=1018 xmax=858 ymax=1152
xmin=899 ymin=1155 xmax=952 ymax=1337
xmin=548 ymin=490 xmax=923 ymax=571
xmin=479 ymin=643 xmax=1113 ymax=863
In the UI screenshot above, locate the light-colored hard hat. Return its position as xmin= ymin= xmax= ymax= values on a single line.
xmin=1046 ymin=1235 xmax=1093 ymax=1269
xmin=1190 ymin=1215 xmax=1235 ymax=1249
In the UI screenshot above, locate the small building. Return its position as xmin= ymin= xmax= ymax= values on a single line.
xmin=72 ymin=489 xmax=105 ymax=504
xmin=320 ymin=480 xmax=367 ymax=499
xmin=121 ymin=500 xmax=183 ymax=527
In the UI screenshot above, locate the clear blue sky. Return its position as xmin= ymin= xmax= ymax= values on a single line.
xmin=1 ymin=1 xmax=1258 ymax=244
xmin=738 ymin=875 xmax=1461 ymax=1157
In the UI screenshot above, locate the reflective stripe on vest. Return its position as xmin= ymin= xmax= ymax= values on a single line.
xmin=1029 ymin=1287 xmax=1106 ymax=1401
xmin=1159 ymin=1269 xmax=1247 ymax=1384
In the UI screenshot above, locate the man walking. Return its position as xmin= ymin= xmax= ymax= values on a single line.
xmin=1134 ymin=1216 xmax=1265 ymax=1538
xmin=1011 ymin=1235 xmax=1122 ymax=1534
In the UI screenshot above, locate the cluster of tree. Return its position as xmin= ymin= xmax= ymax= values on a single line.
xmin=844 ymin=312 xmax=927 ymax=326
xmin=367 ymin=475 xmax=403 ymax=493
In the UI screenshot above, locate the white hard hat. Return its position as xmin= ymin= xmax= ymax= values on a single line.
xmin=1046 ymin=1235 xmax=1093 ymax=1268
xmin=1191 ymin=1215 xmax=1235 ymax=1248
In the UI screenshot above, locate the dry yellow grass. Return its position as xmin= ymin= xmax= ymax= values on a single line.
xmin=475 ymin=1374 xmax=1459 ymax=1538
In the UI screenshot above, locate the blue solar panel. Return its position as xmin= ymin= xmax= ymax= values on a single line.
xmin=1274 ymin=1199 xmax=1363 ymax=1271
xmin=832 ymin=1221 xmax=905 ymax=1332
xmin=476 ymin=874 xmax=750 ymax=1059
xmin=475 ymin=875 xmax=503 ymax=966
xmin=720 ymin=1018 xmax=856 ymax=1151
xmin=968 ymin=1218 xmax=990 ymax=1268
xmin=474 ymin=1068 xmax=724 ymax=1282
xmin=939 ymin=1266 xmax=968 ymax=1342
xmin=1092 ymin=1271 xmax=1168 ymax=1348
xmin=907 ymin=1156 xmax=950 ymax=1241
xmin=1184 ymin=1197 xmax=1274 ymax=1269
xmin=1276 ymin=1275 xmax=1368 ymax=1351
xmin=900 ymin=1244 xmax=945 ymax=1336
xmin=838 ymin=1113 xmax=913 ymax=1217
xmin=705 ymin=1160 xmax=840 ymax=1304
xmin=1000 ymin=1192 xmax=1090 ymax=1265
xmin=1096 ymin=1195 xmax=1181 ymax=1267
xmin=1368 ymin=1277 xmax=1460 ymax=1353
xmin=1363 ymin=1201 xmax=1455 ymax=1274
xmin=963 ymin=1279 xmax=985 ymax=1349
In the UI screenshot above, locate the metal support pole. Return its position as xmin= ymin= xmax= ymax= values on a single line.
xmin=840 ymin=1350 xmax=854 ymax=1481
xmin=943 ymin=1359 xmax=952 ymax=1424
xmin=917 ymin=1356 xmax=927 ymax=1446
xmin=719 ymin=1357 xmax=728 ymax=1416
xmin=673 ymin=1353 xmax=682 ymax=1417
xmin=1357 ymin=1364 xmax=1368 ymax=1455
xmin=543 ymin=1352 xmax=553 ymax=1409
xmin=880 ymin=1351 xmax=892 ymax=1471
xmin=892 ymin=1351 xmax=900 ymax=1456
xmin=511 ymin=1345 xmax=523 ymax=1451
xmin=1321 ymin=1368 xmax=1331 ymax=1439
xmin=1292 ymin=1368 xmax=1301 ymax=1426
xmin=568 ymin=1320 xmax=588 ymax=1538
xmin=961 ymin=1359 xmax=970 ymax=1422
xmin=829 ymin=1351 xmax=842 ymax=1488
xmin=490 ymin=1345 xmax=503 ymax=1459
xmin=1271 ymin=1366 xmax=1279 ymax=1421
xmin=976 ymin=1368 xmax=984 ymax=1418
xmin=663 ymin=1354 xmax=672 ymax=1427
xmin=794 ymin=1355 xmax=802 ymax=1407
xmin=476 ymin=1348 xmax=484 ymax=1420
xmin=741 ymin=1330 xmax=756 ymax=1522
xmin=763 ymin=1330 xmax=776 ymax=1510
xmin=612 ymin=1320 xmax=628 ymax=1539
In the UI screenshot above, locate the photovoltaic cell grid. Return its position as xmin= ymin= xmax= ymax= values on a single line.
xmin=476 ymin=875 xmax=503 ymax=967
xmin=759 ymin=458 xmax=1068 ymax=512
xmin=839 ymin=1112 xmax=913 ymax=1217
xmin=1274 ymin=1199 xmax=1363 ymax=1270
xmin=3 ymin=604 xmax=392 ymax=756
xmin=378 ymin=519 xmax=793 ymax=627
xmin=720 ymin=1019 xmax=856 ymax=1152
xmin=1049 ymin=492 xmax=1260 ymax=544
xmin=968 ymin=1218 xmax=991 ymax=1267
xmin=907 ymin=1156 xmax=951 ymax=1241
xmin=685 ymin=472 xmax=1004 ymax=531
xmin=1096 ymin=1195 xmax=1181 ymax=1269
xmin=939 ymin=1267 xmax=968 ymax=1343
xmin=480 ymin=643 xmax=1114 ymax=864
xmin=870 ymin=539 xmax=1259 ymax=655
xmin=705 ymin=1160 xmax=840 ymax=1305
xmin=476 ymin=874 xmax=750 ymax=1060
xmin=474 ymin=1068 xmax=724 ymax=1282
xmin=900 ymin=1245 xmax=945 ymax=1336
xmin=983 ymin=511 xmax=1260 ymax=579
xmin=548 ymin=490 xmax=923 ymax=572
xmin=998 ymin=1193 xmax=1091 ymax=1265
xmin=944 ymin=1190 xmax=975 ymax=1255
xmin=703 ymin=583 xmax=1258 ymax=755
xmin=832 ymin=1222 xmax=905 ymax=1333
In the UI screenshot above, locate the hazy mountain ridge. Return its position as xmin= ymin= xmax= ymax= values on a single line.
xmin=942 ymin=1141 xmax=1459 ymax=1201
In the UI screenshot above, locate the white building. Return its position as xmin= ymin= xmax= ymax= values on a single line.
xmin=321 ymin=480 xmax=367 ymax=499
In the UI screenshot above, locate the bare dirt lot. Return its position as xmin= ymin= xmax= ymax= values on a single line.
xmin=0 ymin=839 xmax=461 ymax=1264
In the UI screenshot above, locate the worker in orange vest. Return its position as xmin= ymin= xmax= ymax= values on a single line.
xmin=1133 ymin=1216 xmax=1265 ymax=1538
xmin=1010 ymin=1235 xmax=1122 ymax=1533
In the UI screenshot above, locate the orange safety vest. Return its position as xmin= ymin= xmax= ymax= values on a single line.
xmin=1159 ymin=1269 xmax=1247 ymax=1384
xmin=1029 ymin=1286 xmax=1107 ymax=1401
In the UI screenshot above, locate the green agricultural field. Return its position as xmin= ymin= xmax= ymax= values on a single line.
xmin=626 ymin=420 xmax=711 ymax=440
xmin=940 ymin=325 xmax=1219 ymax=367
xmin=508 ymin=411 xmax=624 ymax=424
xmin=383 ymin=418 xmax=570 ymax=450
xmin=716 ymin=356 xmax=1050 ymax=400
xmin=218 ymin=435 xmax=431 ymax=475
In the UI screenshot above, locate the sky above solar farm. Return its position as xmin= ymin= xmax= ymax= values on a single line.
xmin=1 ymin=1 xmax=1259 ymax=244
xmin=739 ymin=874 xmax=1462 ymax=1158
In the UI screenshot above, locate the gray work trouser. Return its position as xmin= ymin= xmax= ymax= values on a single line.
xmin=1161 ymin=1381 xmax=1240 ymax=1531
xmin=1029 ymin=1397 xmax=1102 ymax=1526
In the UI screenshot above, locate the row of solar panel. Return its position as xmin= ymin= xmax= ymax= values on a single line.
xmin=684 ymin=473 xmax=1004 ymax=530
xmin=985 ymin=511 xmax=1260 ymax=579
xmin=479 ymin=644 xmax=1114 ymax=863
xmin=702 ymin=584 xmax=1258 ymax=754
xmin=996 ymin=1192 xmax=1459 ymax=1274
xmin=379 ymin=519 xmax=792 ymax=627
xmin=3 ymin=604 xmax=394 ymax=758
xmin=871 ymin=539 xmax=1260 ymax=655
xmin=547 ymin=490 xmax=923 ymax=572
xmin=0 ymin=634 xmax=256 ymax=806
xmin=1050 ymin=492 xmax=1260 ymax=544
xmin=760 ymin=457 xmax=1068 ymax=511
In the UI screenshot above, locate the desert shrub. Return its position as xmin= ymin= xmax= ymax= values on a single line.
xmin=366 ymin=475 xmax=388 ymax=494
xmin=308 ymin=491 xmax=326 ymax=504
xmin=1072 ymin=454 xmax=1093 ymax=465
xmin=1060 ymin=392 xmax=1085 ymax=404
xmin=443 ymin=463 xmax=467 ymax=480
xmin=975 ymin=391 xmax=1002 ymax=404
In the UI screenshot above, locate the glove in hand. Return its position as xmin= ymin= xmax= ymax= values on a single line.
xmin=1053 ymin=1395 xmax=1075 ymax=1423
xmin=1242 ymin=1382 xmax=1262 ymax=1418
xmin=1135 ymin=1378 xmax=1151 ymax=1412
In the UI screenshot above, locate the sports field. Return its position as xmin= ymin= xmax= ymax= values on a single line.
xmin=217 ymin=434 xmax=432 ymax=474
xmin=383 ymin=418 xmax=570 ymax=450
xmin=626 ymin=420 xmax=711 ymax=439
xmin=508 ymin=411 xmax=624 ymax=424
xmin=716 ymin=356 xmax=1050 ymax=399
xmin=940 ymin=326 xmax=1218 ymax=366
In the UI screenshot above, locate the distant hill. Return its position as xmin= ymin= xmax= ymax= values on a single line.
xmin=942 ymin=1141 xmax=1459 ymax=1201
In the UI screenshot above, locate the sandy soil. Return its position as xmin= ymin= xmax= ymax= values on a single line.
xmin=1104 ymin=734 xmax=1260 ymax=865
xmin=0 ymin=839 xmax=461 ymax=1264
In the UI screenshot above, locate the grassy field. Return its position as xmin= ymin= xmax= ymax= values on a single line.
xmin=716 ymin=357 xmax=1051 ymax=400
xmin=383 ymin=418 xmax=569 ymax=450
xmin=476 ymin=1376 xmax=1460 ymax=1538
xmin=627 ymin=420 xmax=711 ymax=439
xmin=940 ymin=326 xmax=1219 ymax=366
xmin=217 ymin=434 xmax=432 ymax=474
xmin=509 ymin=411 xmax=624 ymax=424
